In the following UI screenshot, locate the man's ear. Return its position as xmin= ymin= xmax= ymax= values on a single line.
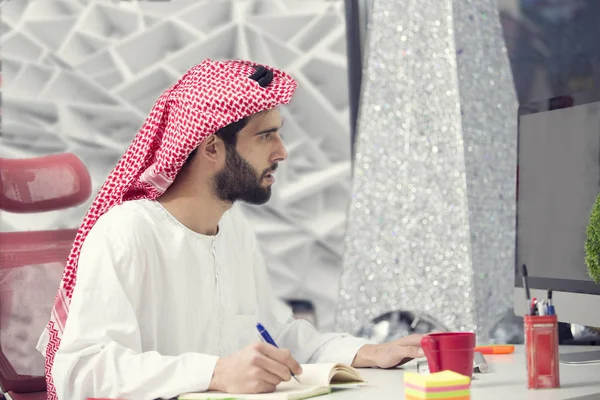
xmin=201 ymin=134 xmax=222 ymax=162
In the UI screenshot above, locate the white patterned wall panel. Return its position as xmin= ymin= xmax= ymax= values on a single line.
xmin=1 ymin=0 xmax=351 ymax=331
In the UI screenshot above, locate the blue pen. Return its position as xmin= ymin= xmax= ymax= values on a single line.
xmin=256 ymin=323 xmax=301 ymax=383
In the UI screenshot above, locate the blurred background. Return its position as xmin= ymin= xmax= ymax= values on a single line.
xmin=1 ymin=0 xmax=600 ymax=385
xmin=1 ymin=0 xmax=355 ymax=335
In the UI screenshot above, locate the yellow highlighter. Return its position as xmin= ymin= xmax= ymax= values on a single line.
xmin=475 ymin=344 xmax=515 ymax=354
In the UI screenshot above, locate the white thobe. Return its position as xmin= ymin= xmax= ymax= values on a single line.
xmin=37 ymin=199 xmax=370 ymax=400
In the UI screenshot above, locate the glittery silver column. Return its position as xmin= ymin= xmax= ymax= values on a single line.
xmin=336 ymin=0 xmax=517 ymax=344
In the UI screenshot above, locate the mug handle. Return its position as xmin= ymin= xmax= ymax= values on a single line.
xmin=420 ymin=335 xmax=440 ymax=372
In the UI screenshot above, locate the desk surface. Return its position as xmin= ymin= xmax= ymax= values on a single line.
xmin=321 ymin=346 xmax=600 ymax=400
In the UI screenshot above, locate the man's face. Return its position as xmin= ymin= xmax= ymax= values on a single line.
xmin=213 ymin=109 xmax=287 ymax=205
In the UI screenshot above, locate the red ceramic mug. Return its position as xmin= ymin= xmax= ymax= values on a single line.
xmin=420 ymin=332 xmax=476 ymax=378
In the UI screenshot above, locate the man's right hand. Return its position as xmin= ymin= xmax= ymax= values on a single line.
xmin=208 ymin=342 xmax=303 ymax=394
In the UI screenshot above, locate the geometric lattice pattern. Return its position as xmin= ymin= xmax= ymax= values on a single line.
xmin=1 ymin=0 xmax=351 ymax=331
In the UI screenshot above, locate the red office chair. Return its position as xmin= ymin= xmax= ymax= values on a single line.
xmin=0 ymin=153 xmax=92 ymax=400
xmin=0 ymin=153 xmax=91 ymax=214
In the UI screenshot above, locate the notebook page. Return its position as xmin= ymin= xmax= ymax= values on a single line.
xmin=179 ymin=384 xmax=330 ymax=400
xmin=294 ymin=363 xmax=338 ymax=386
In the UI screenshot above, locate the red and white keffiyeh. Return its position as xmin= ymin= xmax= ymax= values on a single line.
xmin=42 ymin=59 xmax=298 ymax=399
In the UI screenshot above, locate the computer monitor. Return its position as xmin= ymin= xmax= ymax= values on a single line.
xmin=514 ymin=89 xmax=600 ymax=363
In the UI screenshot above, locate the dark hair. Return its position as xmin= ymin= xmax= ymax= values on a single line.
xmin=215 ymin=117 xmax=249 ymax=148
xmin=184 ymin=117 xmax=249 ymax=167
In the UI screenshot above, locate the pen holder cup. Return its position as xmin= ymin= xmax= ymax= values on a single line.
xmin=523 ymin=314 xmax=560 ymax=389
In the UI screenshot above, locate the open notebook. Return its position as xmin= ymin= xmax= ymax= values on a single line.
xmin=178 ymin=363 xmax=366 ymax=400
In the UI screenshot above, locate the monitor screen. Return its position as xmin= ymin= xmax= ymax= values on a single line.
xmin=516 ymin=91 xmax=600 ymax=295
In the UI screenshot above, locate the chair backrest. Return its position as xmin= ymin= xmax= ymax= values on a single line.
xmin=0 ymin=153 xmax=92 ymax=396
xmin=0 ymin=230 xmax=78 ymax=270
xmin=0 ymin=153 xmax=92 ymax=213
xmin=0 ymin=230 xmax=74 ymax=394
xmin=0 ymin=258 xmax=63 ymax=394
xmin=0 ymin=229 xmax=78 ymax=390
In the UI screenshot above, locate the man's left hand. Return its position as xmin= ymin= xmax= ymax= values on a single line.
xmin=351 ymin=334 xmax=426 ymax=369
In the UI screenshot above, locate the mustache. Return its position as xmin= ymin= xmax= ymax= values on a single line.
xmin=262 ymin=164 xmax=278 ymax=177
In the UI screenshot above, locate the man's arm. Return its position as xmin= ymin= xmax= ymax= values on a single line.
xmin=252 ymin=256 xmax=372 ymax=366
xmin=238 ymin=207 xmax=424 ymax=369
xmin=253 ymin=255 xmax=425 ymax=368
xmin=237 ymin=209 xmax=371 ymax=365
xmin=51 ymin=220 xmax=218 ymax=400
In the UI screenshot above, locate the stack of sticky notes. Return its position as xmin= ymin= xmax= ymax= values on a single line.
xmin=404 ymin=370 xmax=471 ymax=400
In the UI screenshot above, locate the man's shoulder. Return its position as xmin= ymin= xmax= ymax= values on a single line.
xmin=77 ymin=200 xmax=160 ymax=265
xmin=89 ymin=199 xmax=159 ymax=241
xmin=98 ymin=199 xmax=156 ymax=225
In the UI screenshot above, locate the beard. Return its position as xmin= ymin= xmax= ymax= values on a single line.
xmin=213 ymin=147 xmax=277 ymax=205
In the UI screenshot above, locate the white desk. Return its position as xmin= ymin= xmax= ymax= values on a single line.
xmin=321 ymin=346 xmax=600 ymax=400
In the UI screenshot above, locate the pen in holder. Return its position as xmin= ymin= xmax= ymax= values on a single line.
xmin=524 ymin=314 xmax=560 ymax=389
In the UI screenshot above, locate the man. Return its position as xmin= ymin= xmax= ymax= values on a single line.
xmin=37 ymin=59 xmax=424 ymax=400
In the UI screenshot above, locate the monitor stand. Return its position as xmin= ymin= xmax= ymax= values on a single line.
xmin=559 ymin=350 xmax=600 ymax=364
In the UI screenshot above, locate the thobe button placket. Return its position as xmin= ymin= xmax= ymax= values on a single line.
xmin=211 ymin=236 xmax=226 ymax=357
